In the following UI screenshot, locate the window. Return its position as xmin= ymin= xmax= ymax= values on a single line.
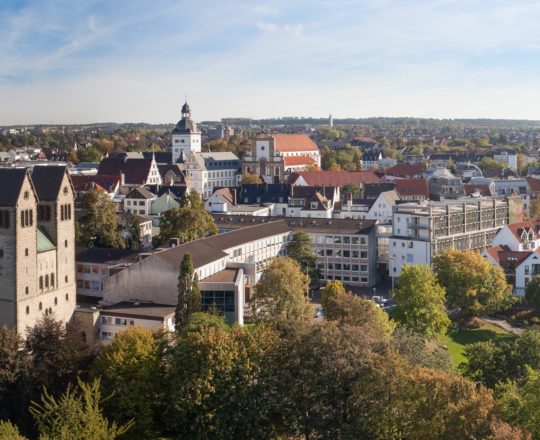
xmin=65 ymin=240 xmax=68 ymax=248
xmin=406 ymin=254 xmax=414 ymax=263
xmin=39 ymin=276 xmax=43 ymax=290
xmin=65 ymin=276 xmax=68 ymax=283
xmin=0 ymin=210 xmax=9 ymax=228
xmin=26 ymin=306 xmax=29 ymax=315
xmin=360 ymin=265 xmax=368 ymax=272
xmin=54 ymin=297 xmax=57 ymax=306
xmin=39 ymin=302 xmax=42 ymax=311
xmin=343 ymin=250 xmax=350 ymax=258
xmin=51 ymin=273 xmax=55 ymax=287
xmin=65 ymin=293 xmax=69 ymax=301
xmin=114 ymin=318 xmax=128 ymax=326
xmin=101 ymin=331 xmax=114 ymax=340
xmin=25 ymin=248 xmax=28 ymax=256
xmin=25 ymin=286 xmax=29 ymax=294
xmin=0 ymin=249 xmax=3 ymax=258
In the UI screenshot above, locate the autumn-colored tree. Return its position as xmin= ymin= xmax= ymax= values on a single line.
xmin=77 ymin=189 xmax=125 ymax=248
xmin=525 ymin=275 xmax=540 ymax=313
xmin=90 ymin=328 xmax=164 ymax=439
xmin=530 ymin=197 xmax=540 ymax=221
xmin=165 ymin=325 xmax=282 ymax=439
xmin=320 ymin=280 xmax=346 ymax=312
xmin=241 ymin=173 xmax=261 ymax=184
xmin=392 ymin=265 xmax=450 ymax=337
xmin=0 ymin=420 xmax=26 ymax=440
xmin=252 ymin=257 xmax=311 ymax=323
xmin=434 ymin=249 xmax=515 ymax=315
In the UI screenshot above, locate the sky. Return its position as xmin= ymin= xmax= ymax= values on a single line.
xmin=2 ymin=0 xmax=540 ymax=124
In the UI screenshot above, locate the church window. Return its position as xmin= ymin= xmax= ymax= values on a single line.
xmin=63 ymin=186 xmax=68 ymax=195
xmin=39 ymin=302 xmax=42 ymax=311
xmin=54 ymin=297 xmax=57 ymax=306
xmin=25 ymin=248 xmax=28 ymax=256
xmin=26 ymin=306 xmax=29 ymax=315
xmin=24 ymin=191 xmax=29 ymax=200
xmin=51 ymin=274 xmax=55 ymax=287
xmin=39 ymin=276 xmax=43 ymax=290
xmin=45 ymin=275 xmax=49 ymax=288
xmin=25 ymin=287 xmax=28 ymax=294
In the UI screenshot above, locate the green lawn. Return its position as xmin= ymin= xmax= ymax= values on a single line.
xmin=441 ymin=322 xmax=513 ymax=367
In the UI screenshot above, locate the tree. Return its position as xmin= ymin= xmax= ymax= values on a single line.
xmin=241 ymin=173 xmax=261 ymax=184
xmin=165 ymin=325 xmax=282 ymax=439
xmin=0 ymin=420 xmax=27 ymax=440
xmin=175 ymin=253 xmax=202 ymax=331
xmin=434 ymin=249 xmax=515 ymax=315
xmin=127 ymin=213 xmax=142 ymax=250
xmin=77 ymin=189 xmax=124 ymax=248
xmin=76 ymin=146 xmax=102 ymax=163
xmin=479 ymin=157 xmax=505 ymax=177
xmin=530 ymin=197 xmax=540 ymax=221
xmin=30 ymin=379 xmax=134 ymax=440
xmin=182 ymin=311 xmax=230 ymax=335
xmin=496 ymin=368 xmax=540 ymax=439
xmin=252 ymin=257 xmax=311 ymax=323
xmin=320 ymin=280 xmax=346 ymax=312
xmin=392 ymin=265 xmax=450 ymax=337
xmin=517 ymin=154 xmax=528 ymax=176
xmin=157 ymin=193 xmax=217 ymax=245
xmin=324 ymin=290 xmax=394 ymax=342
xmin=286 ymin=231 xmax=320 ymax=288
xmin=90 ymin=328 xmax=163 ymax=439
xmin=525 ymin=275 xmax=540 ymax=313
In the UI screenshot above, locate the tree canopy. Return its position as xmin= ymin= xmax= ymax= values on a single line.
xmin=175 ymin=253 xmax=202 ymax=331
xmin=434 ymin=249 xmax=515 ymax=315
xmin=286 ymin=231 xmax=319 ymax=288
xmin=392 ymin=265 xmax=450 ymax=337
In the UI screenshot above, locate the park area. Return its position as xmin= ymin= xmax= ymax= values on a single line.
xmin=441 ymin=319 xmax=514 ymax=366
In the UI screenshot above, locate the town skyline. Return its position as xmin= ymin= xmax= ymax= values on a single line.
xmin=3 ymin=0 xmax=540 ymax=125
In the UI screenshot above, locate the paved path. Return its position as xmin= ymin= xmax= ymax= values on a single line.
xmin=483 ymin=317 xmax=525 ymax=336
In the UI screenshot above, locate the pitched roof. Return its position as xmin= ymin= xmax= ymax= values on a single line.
xmin=497 ymin=250 xmax=532 ymax=269
xmin=31 ymin=165 xmax=68 ymax=201
xmin=155 ymin=220 xmax=291 ymax=269
xmin=37 ymin=227 xmax=56 ymax=253
xmin=392 ymin=179 xmax=429 ymax=198
xmin=363 ymin=182 xmax=396 ymax=199
xmin=283 ymin=156 xmax=316 ymax=167
xmin=463 ymin=184 xmax=493 ymax=197
xmin=0 ymin=168 xmax=29 ymax=206
xmin=215 ymin=187 xmax=236 ymax=205
xmin=97 ymin=156 xmax=152 ymax=185
xmin=288 ymin=171 xmax=380 ymax=187
xmin=70 ymin=174 xmax=120 ymax=193
xmin=506 ymin=220 xmax=540 ymax=243
xmin=385 ymin=163 xmax=425 ymax=178
xmin=272 ymin=134 xmax=319 ymax=153
xmin=125 ymin=186 xmax=156 ymax=200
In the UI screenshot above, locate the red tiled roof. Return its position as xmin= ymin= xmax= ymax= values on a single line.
xmin=283 ymin=156 xmax=316 ymax=167
xmin=486 ymin=244 xmax=511 ymax=263
xmin=393 ymin=178 xmax=429 ymax=198
xmin=385 ymin=163 xmax=425 ymax=178
xmin=273 ymin=134 xmax=319 ymax=153
xmin=463 ymin=184 xmax=493 ymax=197
xmin=288 ymin=171 xmax=380 ymax=186
xmin=528 ymin=178 xmax=540 ymax=194
xmin=70 ymin=174 xmax=120 ymax=193
xmin=215 ymin=187 xmax=236 ymax=206
xmin=506 ymin=220 xmax=539 ymax=243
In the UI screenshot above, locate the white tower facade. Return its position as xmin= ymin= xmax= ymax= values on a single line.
xmin=172 ymin=102 xmax=201 ymax=163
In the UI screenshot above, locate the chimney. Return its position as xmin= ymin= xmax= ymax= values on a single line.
xmin=169 ymin=238 xmax=180 ymax=248
xmin=119 ymin=172 xmax=125 ymax=186
xmin=232 ymin=188 xmax=237 ymax=206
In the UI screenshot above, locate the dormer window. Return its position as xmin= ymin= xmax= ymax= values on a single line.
xmin=311 ymin=202 xmax=318 ymax=209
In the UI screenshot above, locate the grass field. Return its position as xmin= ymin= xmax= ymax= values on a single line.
xmin=441 ymin=322 xmax=513 ymax=367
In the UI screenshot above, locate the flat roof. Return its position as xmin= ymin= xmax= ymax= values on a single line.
xmin=75 ymin=247 xmax=142 ymax=265
xmin=201 ymin=268 xmax=239 ymax=283
xmin=101 ymin=302 xmax=175 ymax=321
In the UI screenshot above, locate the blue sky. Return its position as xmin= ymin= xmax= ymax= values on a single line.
xmin=2 ymin=0 xmax=540 ymax=124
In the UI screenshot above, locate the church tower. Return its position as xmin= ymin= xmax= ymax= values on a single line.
xmin=171 ymin=101 xmax=201 ymax=163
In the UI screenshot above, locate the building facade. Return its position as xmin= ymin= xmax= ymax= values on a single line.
xmin=0 ymin=166 xmax=76 ymax=335
xmin=172 ymin=102 xmax=201 ymax=163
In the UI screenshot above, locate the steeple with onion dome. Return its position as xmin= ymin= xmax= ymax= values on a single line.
xmin=171 ymin=100 xmax=201 ymax=163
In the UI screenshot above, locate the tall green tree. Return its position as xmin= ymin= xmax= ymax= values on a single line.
xmin=157 ymin=192 xmax=217 ymax=245
xmin=165 ymin=325 xmax=282 ymax=439
xmin=434 ymin=249 xmax=515 ymax=315
xmin=251 ymin=257 xmax=311 ymax=323
xmin=0 ymin=420 xmax=27 ymax=440
xmin=175 ymin=253 xmax=202 ymax=331
xmin=77 ymin=189 xmax=124 ymax=248
xmin=90 ymin=328 xmax=164 ymax=439
xmin=392 ymin=265 xmax=450 ymax=337
xmin=287 ymin=231 xmax=320 ymax=288
xmin=320 ymin=280 xmax=346 ymax=312
xmin=30 ymin=379 xmax=134 ymax=440
xmin=76 ymin=146 xmax=102 ymax=163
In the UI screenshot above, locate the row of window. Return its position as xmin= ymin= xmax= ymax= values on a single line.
xmin=315 ymin=249 xmax=367 ymax=258
xmin=60 ymin=204 xmax=72 ymax=221
xmin=320 ymin=274 xmax=369 ymax=283
xmin=25 ymin=293 xmax=69 ymax=315
xmin=39 ymin=273 xmax=55 ymax=290
xmin=101 ymin=316 xmax=135 ymax=326
xmin=313 ymin=235 xmax=366 ymax=245
xmin=318 ymin=263 xmax=367 ymax=272
xmin=21 ymin=209 xmax=33 ymax=227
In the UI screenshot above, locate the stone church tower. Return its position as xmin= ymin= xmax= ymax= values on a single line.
xmin=172 ymin=101 xmax=201 ymax=164
xmin=0 ymin=166 xmax=76 ymax=335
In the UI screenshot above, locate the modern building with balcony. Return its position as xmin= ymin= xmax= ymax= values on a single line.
xmin=390 ymin=197 xmax=509 ymax=277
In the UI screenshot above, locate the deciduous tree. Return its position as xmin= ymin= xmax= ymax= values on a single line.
xmin=392 ymin=265 xmax=450 ymax=337
xmin=434 ymin=249 xmax=515 ymax=315
xmin=251 ymin=257 xmax=311 ymax=322
xmin=77 ymin=189 xmax=124 ymax=248
xmin=287 ymin=231 xmax=320 ymax=288
xmin=525 ymin=275 xmax=540 ymax=313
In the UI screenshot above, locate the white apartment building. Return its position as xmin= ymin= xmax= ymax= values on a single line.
xmin=186 ymin=152 xmax=241 ymax=199
xmin=390 ymin=198 xmax=509 ymax=278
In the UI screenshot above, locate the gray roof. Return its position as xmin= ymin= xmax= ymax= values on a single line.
xmin=0 ymin=168 xmax=29 ymax=206
xmin=125 ymin=186 xmax=156 ymax=200
xmin=31 ymin=165 xmax=69 ymax=201
xmin=190 ymin=152 xmax=240 ymax=171
xmin=101 ymin=302 xmax=175 ymax=321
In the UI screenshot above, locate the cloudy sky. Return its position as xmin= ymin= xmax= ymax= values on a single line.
xmin=2 ymin=0 xmax=540 ymax=124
